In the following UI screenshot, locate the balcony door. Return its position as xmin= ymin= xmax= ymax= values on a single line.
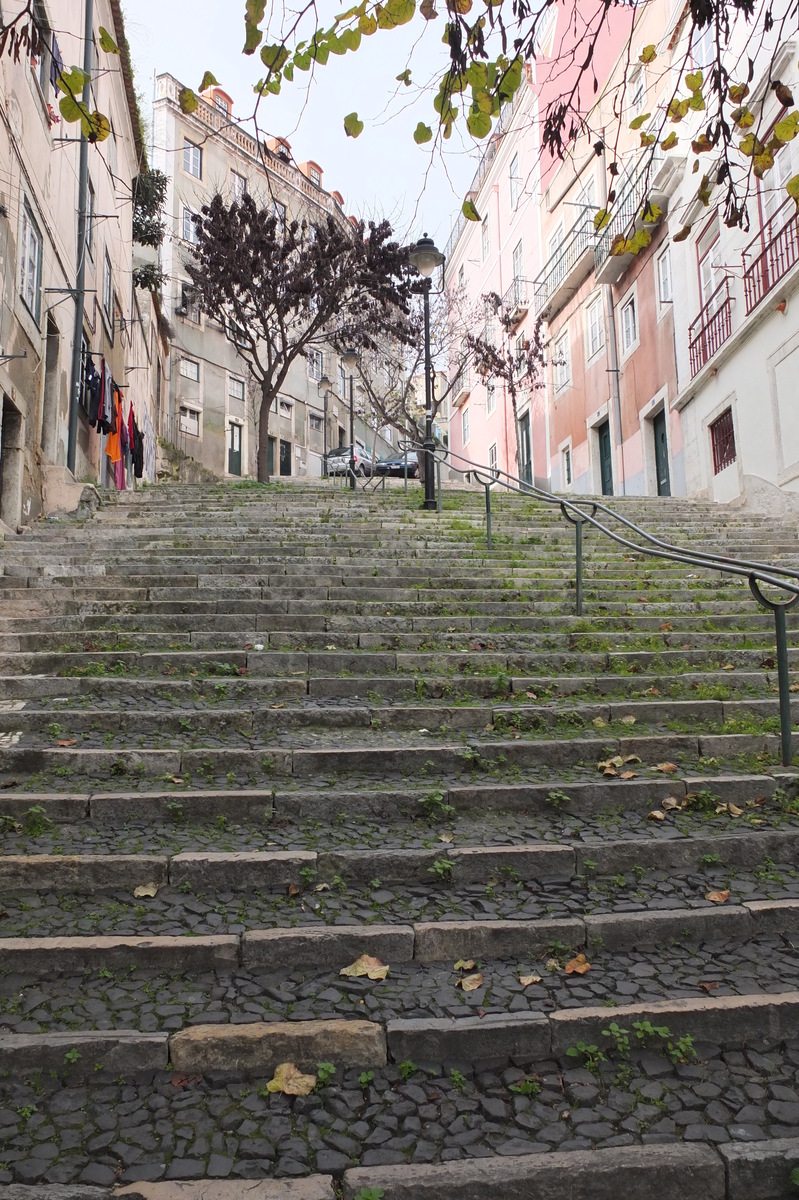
xmin=653 ymin=409 xmax=671 ymax=496
xmin=597 ymin=420 xmax=613 ymax=496
xmin=698 ymin=217 xmax=722 ymax=312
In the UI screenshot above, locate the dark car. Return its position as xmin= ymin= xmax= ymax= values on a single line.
xmin=375 ymin=451 xmax=419 ymax=478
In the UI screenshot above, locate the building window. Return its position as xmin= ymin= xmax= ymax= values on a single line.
xmin=308 ymin=348 xmax=324 ymax=381
xmin=710 ymin=407 xmax=736 ymax=474
xmin=229 ymin=376 xmax=245 ymax=401
xmin=309 ymin=412 xmax=323 ymax=432
xmin=621 ymin=295 xmax=638 ymax=352
xmin=512 ymin=239 xmax=524 ymax=284
xmin=309 ymin=165 xmax=321 ymax=186
xmin=20 ymin=203 xmax=43 ymax=322
xmin=509 ymin=153 xmax=521 ymax=207
xmin=31 ymin=0 xmax=51 ymax=98
xmin=553 ymin=329 xmax=571 ymax=391
xmin=691 ymin=24 xmax=714 ymax=68
xmin=482 ymin=217 xmax=490 ymax=262
xmin=462 ymin=405 xmax=470 ymax=445
xmin=458 ymin=264 xmax=465 ymax=289
xmin=587 ymin=294 xmax=605 ymax=358
xmin=488 ymin=442 xmax=498 ymax=475
xmin=179 ymin=406 xmax=200 ymax=436
xmin=273 ymin=199 xmax=287 ymax=231
xmin=183 ymin=139 xmax=202 ymax=179
xmin=562 ymin=445 xmax=573 ymax=486
xmin=231 ymin=171 xmax=246 ymax=203
xmin=657 ymin=248 xmax=673 ymax=305
xmin=279 ymin=399 xmax=293 ymax=416
xmin=629 ymin=67 xmax=645 ymax=117
xmin=182 ymin=206 xmax=199 ymax=245
xmin=214 ymin=94 xmax=230 ymax=116
xmin=85 ymin=179 xmax=95 ymax=257
xmin=486 ymin=377 xmax=496 ymax=416
xmin=103 ymin=249 xmax=113 ymax=319
xmin=337 ymin=361 xmax=346 ymax=396
xmin=180 ymin=283 xmax=201 ymax=323
xmin=179 ymin=357 xmax=200 ymax=381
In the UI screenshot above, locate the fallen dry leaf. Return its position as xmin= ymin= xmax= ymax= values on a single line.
xmin=340 ymin=954 xmax=390 ymax=981
xmin=659 ymin=622 xmax=673 ymax=632
xmin=656 ymin=762 xmax=679 ymax=774
xmin=620 ymin=715 xmax=637 ymax=725
xmin=728 ymin=803 xmax=744 ymax=817
xmin=288 ymin=884 xmax=301 ymax=897
xmin=520 ymin=974 xmax=542 ymax=987
xmin=133 ymin=882 xmax=159 ymax=898
xmin=545 ymin=958 xmax=561 ymax=971
xmin=715 ymin=804 xmax=729 ymax=815
xmin=649 ymin=810 xmax=666 ymax=822
xmin=565 ymin=953 xmax=591 ymax=975
xmin=270 ymin=703 xmax=286 ymax=710
xmin=624 ymin=754 xmax=642 ymax=764
xmin=620 ymin=770 xmax=637 ymax=780
xmin=790 ymin=683 xmax=799 ymax=693
xmin=454 ymin=959 xmax=476 ymax=971
xmin=314 ymin=883 xmax=331 ymax=892
xmin=721 ymin=663 xmax=736 ymax=671
xmin=57 ymin=739 xmax=77 ymax=747
xmin=525 ymin=691 xmax=538 ymax=700
xmin=325 ymin=644 xmax=337 ymax=651
xmin=662 ymin=797 xmax=681 ymax=811
xmin=705 ymin=889 xmax=731 ymax=904
xmin=760 ymin=657 xmax=776 ymax=670
xmin=265 ymin=1062 xmax=316 ymax=1096
xmin=170 ymin=1073 xmax=202 ymax=1088
xmin=755 ymin=796 xmax=768 ymax=806
xmin=699 ymin=981 xmax=719 ymax=993
xmin=439 ymin=832 xmax=454 ymax=843
xmin=456 ymin=972 xmax=484 ymax=991
xmin=170 ymin=776 xmax=184 ymax=784
xmin=593 ymin=717 xmax=607 ymax=728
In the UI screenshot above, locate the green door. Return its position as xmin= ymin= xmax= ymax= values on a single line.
xmin=598 ymin=420 xmax=613 ymax=496
xmin=228 ymin=423 xmax=242 ymax=476
xmin=267 ymin=437 xmax=275 ymax=476
xmin=653 ymin=410 xmax=671 ymax=496
xmin=518 ymin=413 xmax=532 ymax=484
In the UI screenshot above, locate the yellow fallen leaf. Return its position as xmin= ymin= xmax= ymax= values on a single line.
xmin=520 ymin=974 xmax=542 ymax=987
xmin=265 ymin=1062 xmax=316 ymax=1096
xmin=620 ymin=715 xmax=637 ymax=725
xmin=728 ymin=803 xmax=743 ymax=817
xmin=722 ymin=663 xmax=736 ymax=671
xmin=439 ymin=832 xmax=454 ymax=843
xmin=270 ymin=703 xmax=286 ymax=710
xmin=620 ymin=770 xmax=637 ymax=780
xmin=715 ymin=804 xmax=729 ymax=815
xmin=314 ymin=883 xmax=331 ymax=892
xmin=454 ymin=959 xmax=476 ymax=971
xmin=662 ymin=797 xmax=681 ymax=811
xmin=545 ymin=958 xmax=561 ymax=971
xmin=624 ymin=754 xmax=642 ymax=764
xmin=593 ymin=717 xmax=607 ymax=728
xmin=565 ymin=953 xmax=591 ymax=975
xmin=133 ymin=882 xmax=159 ymax=898
xmin=790 ymin=683 xmax=799 ymax=693
xmin=706 ymin=889 xmax=730 ymax=903
xmin=325 ymin=644 xmax=337 ymax=650
xmin=649 ymin=810 xmax=666 ymax=822
xmin=525 ymin=691 xmax=538 ymax=700
xmin=656 ymin=762 xmax=679 ymax=774
xmin=340 ymin=954 xmax=390 ymax=981
xmin=170 ymin=776 xmax=184 ymax=785
xmin=456 ymin=972 xmax=484 ymax=991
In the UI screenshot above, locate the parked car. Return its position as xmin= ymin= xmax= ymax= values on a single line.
xmin=326 ymin=446 xmax=374 ymax=476
xmin=375 ymin=451 xmax=419 ymax=478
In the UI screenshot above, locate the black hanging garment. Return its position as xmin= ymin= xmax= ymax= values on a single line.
xmin=132 ymin=417 xmax=144 ymax=479
xmin=85 ymin=355 xmax=102 ymax=428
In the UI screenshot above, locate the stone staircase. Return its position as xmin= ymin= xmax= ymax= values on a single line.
xmin=1 ymin=480 xmax=799 ymax=1199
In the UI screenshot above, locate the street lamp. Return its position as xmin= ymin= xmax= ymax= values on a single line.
xmin=409 ymin=233 xmax=445 ymax=511
xmin=316 ymin=372 xmax=331 ymax=476
xmin=340 ymin=348 xmax=358 ymax=492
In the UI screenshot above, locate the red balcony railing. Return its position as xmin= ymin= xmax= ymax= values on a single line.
xmin=744 ymin=202 xmax=799 ymax=314
xmin=688 ymin=276 xmax=733 ymax=377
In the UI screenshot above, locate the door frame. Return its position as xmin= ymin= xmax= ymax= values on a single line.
xmin=585 ymin=402 xmax=613 ymax=496
xmin=227 ymin=419 xmax=243 ymax=477
xmin=640 ymin=388 xmax=671 ymax=496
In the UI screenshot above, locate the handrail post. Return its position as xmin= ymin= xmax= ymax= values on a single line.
xmin=485 ymin=483 xmax=492 ymax=549
xmin=436 ymin=459 xmax=442 ymax=513
xmin=775 ymin=604 xmax=792 ymax=766
xmin=575 ymin=519 xmax=584 ymax=617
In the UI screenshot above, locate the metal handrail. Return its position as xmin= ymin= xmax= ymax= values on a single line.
xmin=408 ymin=441 xmax=799 ymax=764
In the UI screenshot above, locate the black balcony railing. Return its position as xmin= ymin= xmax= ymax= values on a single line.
xmin=531 ymin=212 xmax=595 ymax=316
xmin=594 ymin=154 xmax=653 ymax=270
xmin=688 ymin=277 xmax=734 ymax=377
xmin=503 ymin=276 xmax=528 ymax=313
xmin=744 ymin=201 xmax=799 ymax=315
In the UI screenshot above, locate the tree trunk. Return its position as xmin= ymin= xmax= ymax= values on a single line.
xmin=257 ymin=385 xmax=272 ymax=483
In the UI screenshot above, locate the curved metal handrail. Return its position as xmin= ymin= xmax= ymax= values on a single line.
xmin=410 ymin=440 xmax=799 ymax=764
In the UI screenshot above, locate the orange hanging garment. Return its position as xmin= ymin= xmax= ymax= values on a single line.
xmin=105 ymin=390 xmax=123 ymax=464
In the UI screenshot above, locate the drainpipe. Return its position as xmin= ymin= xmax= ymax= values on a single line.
xmin=66 ymin=0 xmax=94 ymax=475
xmin=599 ymin=130 xmax=626 ymax=496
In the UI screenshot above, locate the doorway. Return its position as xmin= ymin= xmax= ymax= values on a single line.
xmin=518 ymin=412 xmax=532 ymax=484
xmin=228 ymin=422 xmax=242 ymax=476
xmin=597 ymin=420 xmax=613 ymax=495
xmin=267 ymin=436 xmax=276 ymax=476
xmin=279 ymin=438 xmax=292 ymax=476
xmin=0 ymin=395 xmax=24 ymax=528
xmin=41 ymin=317 xmax=60 ymax=462
xmin=653 ymin=409 xmax=671 ymax=496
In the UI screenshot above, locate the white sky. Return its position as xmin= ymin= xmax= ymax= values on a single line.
xmin=122 ymin=0 xmax=478 ymax=247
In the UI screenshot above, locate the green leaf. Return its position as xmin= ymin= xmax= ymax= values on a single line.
xmin=728 ymin=82 xmax=749 ymax=103
xmin=731 ymin=106 xmax=755 ymax=128
xmin=343 ymin=111 xmax=364 ymax=138
xmin=82 ymin=110 xmax=111 ymax=143
xmin=685 ymin=70 xmax=703 ymax=91
xmin=498 ymin=57 xmax=523 ymax=103
xmin=359 ymin=12 xmax=378 ymax=33
xmin=413 ymin=121 xmax=433 ymax=144
xmin=462 ymin=198 xmax=481 ymax=221
xmin=688 ymin=92 xmax=706 ymax=111
xmin=660 ymin=131 xmax=678 ymax=150
xmin=261 ymin=44 xmax=290 ymax=71
xmin=58 ymin=93 xmax=85 ymax=123
xmin=450 ymin=0 xmax=472 ymax=10
xmin=339 ymin=27 xmax=362 ymax=51
xmin=639 ymin=131 xmax=656 ymax=146
xmin=753 ymin=148 xmax=775 ymax=178
xmin=668 ymin=97 xmax=690 ymax=122
xmin=377 ymin=0 xmax=417 ymax=30
xmin=641 ymin=200 xmax=662 ymax=224
xmin=198 ymin=71 xmax=219 ymax=93
xmin=283 ymin=62 xmax=294 ymax=82
xmin=639 ymin=44 xmax=657 ymax=64
xmin=609 ymin=234 xmax=628 ymax=256
xmin=243 ymin=20 xmax=263 ymax=54
xmin=396 ymin=69 xmax=412 ymax=85
xmin=696 ymin=174 xmax=712 ymax=205
xmin=672 ymin=224 xmax=692 ymax=242
xmin=630 ymin=227 xmax=652 ymax=253
xmin=629 ymin=112 xmax=651 ymax=130
xmin=179 ymin=88 xmax=198 ymax=114
xmin=309 ymin=38 xmax=330 ymax=65
xmin=246 ymin=0 xmax=266 ymax=21
xmin=57 ymin=67 xmax=90 ymax=96
xmin=774 ymin=111 xmax=799 ymax=143
xmin=466 ymin=108 xmax=492 ymax=138
xmin=594 ymin=208 xmax=612 ymax=231
xmin=787 ymin=174 xmax=799 ymax=201
xmin=98 ymin=26 xmax=120 ymax=54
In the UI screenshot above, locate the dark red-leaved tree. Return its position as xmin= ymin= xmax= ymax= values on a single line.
xmin=187 ymin=193 xmax=415 ymax=481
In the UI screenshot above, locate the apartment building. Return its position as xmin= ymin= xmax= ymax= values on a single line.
xmin=0 ymin=0 xmax=163 ymax=528
xmin=153 ymin=75 xmax=361 ymax=480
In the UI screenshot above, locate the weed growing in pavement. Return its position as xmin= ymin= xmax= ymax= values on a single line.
xmin=417 ymin=788 xmax=456 ymax=824
xmin=700 ymin=853 xmax=721 ymax=868
xmin=509 ymin=1076 xmax=541 ymax=1096
xmin=428 ymin=858 xmax=454 ymax=883
xmin=546 ymin=789 xmax=570 ymax=808
xmin=358 ymin=1071 xmax=374 ymax=1089
xmin=450 ymin=1069 xmax=467 ymax=1093
xmin=398 ymin=1059 xmax=418 ymax=1081
xmin=566 ymin=1042 xmax=606 ymax=1077
xmin=353 ymin=1189 xmax=385 ymax=1200
xmin=316 ymin=1062 xmax=336 ymax=1087
xmin=63 ymin=1049 xmax=80 ymax=1066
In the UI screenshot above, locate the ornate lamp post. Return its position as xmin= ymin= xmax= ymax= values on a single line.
xmin=316 ymin=372 xmax=331 ymax=476
xmin=339 ymin=349 xmax=359 ymax=492
xmin=409 ymin=234 xmax=445 ymax=511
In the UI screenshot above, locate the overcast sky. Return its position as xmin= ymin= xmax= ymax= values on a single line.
xmin=122 ymin=0 xmax=477 ymax=247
